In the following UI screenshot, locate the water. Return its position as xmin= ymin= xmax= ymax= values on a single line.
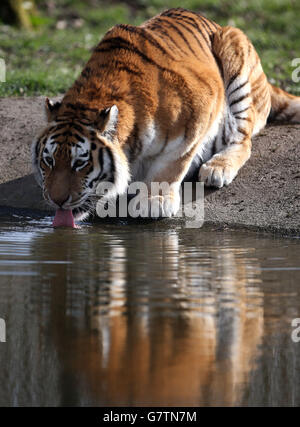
xmin=0 ymin=215 xmax=299 ymax=406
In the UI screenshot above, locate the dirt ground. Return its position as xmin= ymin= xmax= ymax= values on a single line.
xmin=0 ymin=96 xmax=299 ymax=235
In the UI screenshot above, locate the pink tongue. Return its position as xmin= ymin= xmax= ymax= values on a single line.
xmin=53 ymin=209 xmax=76 ymax=228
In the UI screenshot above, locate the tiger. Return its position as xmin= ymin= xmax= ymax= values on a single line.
xmin=32 ymin=7 xmax=300 ymax=226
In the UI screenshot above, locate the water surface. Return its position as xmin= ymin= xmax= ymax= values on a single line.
xmin=0 ymin=215 xmax=299 ymax=406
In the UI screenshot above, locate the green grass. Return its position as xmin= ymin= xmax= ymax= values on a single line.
xmin=0 ymin=0 xmax=299 ymax=97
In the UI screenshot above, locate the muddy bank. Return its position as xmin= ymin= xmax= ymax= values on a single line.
xmin=0 ymin=97 xmax=299 ymax=235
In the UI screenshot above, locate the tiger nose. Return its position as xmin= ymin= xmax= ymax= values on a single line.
xmin=51 ymin=195 xmax=69 ymax=208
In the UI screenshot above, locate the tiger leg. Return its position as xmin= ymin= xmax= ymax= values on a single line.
xmin=199 ymin=26 xmax=270 ymax=188
xmin=140 ymin=157 xmax=190 ymax=217
xmin=140 ymin=148 xmax=201 ymax=217
xmin=142 ymin=101 xmax=223 ymax=217
xmin=199 ymin=108 xmax=254 ymax=188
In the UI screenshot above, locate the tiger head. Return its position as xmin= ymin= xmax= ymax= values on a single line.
xmin=32 ymin=98 xmax=130 ymax=220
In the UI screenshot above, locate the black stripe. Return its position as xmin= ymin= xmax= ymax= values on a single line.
xmin=105 ymin=147 xmax=115 ymax=184
xmin=35 ymin=140 xmax=40 ymax=160
xmin=235 ymin=116 xmax=251 ymax=121
xmin=157 ymin=17 xmax=198 ymax=57
xmin=72 ymin=123 xmax=84 ymax=133
xmin=171 ymin=18 xmax=206 ymax=53
xmin=48 ymin=128 xmax=70 ymax=140
xmin=148 ymin=21 xmax=186 ymax=54
xmin=81 ymin=66 xmax=91 ymax=79
xmin=88 ymin=171 xmax=102 ymax=189
xmin=40 ymin=157 xmax=50 ymax=167
xmin=80 ymin=151 xmax=89 ymax=158
xmin=67 ymin=103 xmax=99 ymax=113
xmin=95 ymin=61 xmax=143 ymax=77
xmin=222 ymin=126 xmax=227 ymax=146
xmin=161 ymin=8 xmax=186 ymax=17
xmin=226 ymin=73 xmax=239 ymax=91
xmin=87 ymin=149 xmax=106 ymax=188
xmin=115 ymin=65 xmax=142 ymax=77
xmin=229 ymin=80 xmax=248 ymax=97
xmin=233 ymin=106 xmax=250 ymax=116
xmin=164 ymin=10 xmax=212 ymax=45
xmin=50 ymin=131 xmax=67 ymax=139
xmin=97 ymin=38 xmax=190 ymax=90
xmin=51 ymin=123 xmax=69 ymax=131
xmin=74 ymin=133 xmax=85 ymax=143
xmin=61 ymin=130 xmax=72 ymax=137
xmin=100 ymin=35 xmax=131 ymax=48
xmin=45 ymin=125 xmax=57 ymax=134
xmin=198 ymin=14 xmax=218 ymax=31
xmin=97 ymin=37 xmax=159 ymax=65
xmin=88 ymin=172 xmax=108 ymax=189
xmin=237 ymin=127 xmax=248 ymax=136
xmin=161 ymin=6 xmax=215 ymax=32
xmin=98 ymin=147 xmax=104 ymax=171
xmin=230 ymin=93 xmax=250 ymax=107
xmin=42 ymin=136 xmax=49 ymax=146
xmin=117 ymin=24 xmax=172 ymax=58
xmin=74 ymin=118 xmax=92 ymax=126
xmin=198 ymin=16 xmax=214 ymax=34
xmin=55 ymin=117 xmax=72 ymax=122
xmin=180 ymin=14 xmax=211 ymax=45
xmin=65 ymin=103 xmax=76 ymax=110
xmin=212 ymin=136 xmax=218 ymax=155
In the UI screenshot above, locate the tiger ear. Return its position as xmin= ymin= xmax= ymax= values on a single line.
xmin=95 ymin=105 xmax=119 ymax=141
xmin=45 ymin=98 xmax=61 ymax=122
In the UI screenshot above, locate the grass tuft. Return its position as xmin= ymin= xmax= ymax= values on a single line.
xmin=0 ymin=0 xmax=299 ymax=97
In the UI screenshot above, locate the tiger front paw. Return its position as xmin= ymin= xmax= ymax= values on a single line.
xmin=139 ymin=194 xmax=180 ymax=218
xmin=199 ymin=160 xmax=237 ymax=188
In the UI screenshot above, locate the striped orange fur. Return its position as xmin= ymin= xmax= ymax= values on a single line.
xmin=32 ymin=8 xmax=300 ymax=219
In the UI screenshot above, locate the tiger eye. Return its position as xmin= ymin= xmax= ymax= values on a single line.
xmin=73 ymin=160 xmax=85 ymax=169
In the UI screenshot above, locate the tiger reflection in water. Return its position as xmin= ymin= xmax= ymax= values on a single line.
xmin=36 ymin=229 xmax=263 ymax=406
